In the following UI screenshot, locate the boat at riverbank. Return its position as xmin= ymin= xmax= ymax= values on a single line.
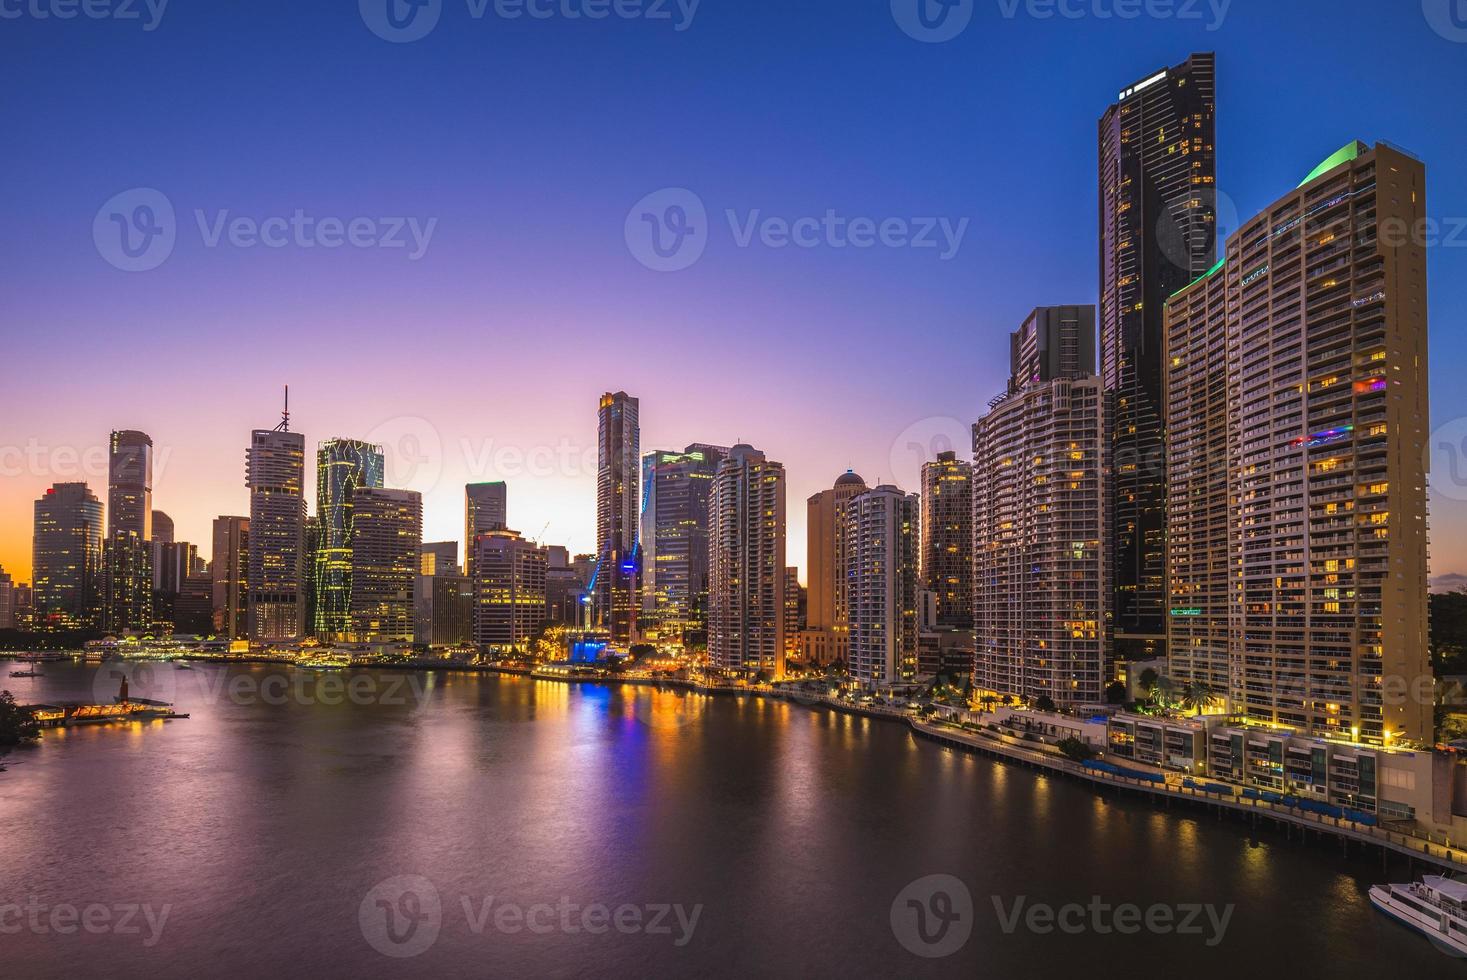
xmin=1370 ymin=875 xmax=1467 ymax=956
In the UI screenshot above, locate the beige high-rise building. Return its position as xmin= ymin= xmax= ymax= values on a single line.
xmin=800 ymin=470 xmax=866 ymax=665
xmin=973 ymin=308 xmax=1107 ymax=708
xmin=709 ymin=444 xmax=786 ymax=678
xmin=471 ymin=529 xmax=547 ymax=652
xmin=846 ymin=485 xmax=920 ymax=686
xmin=1164 ymin=141 xmax=1430 ymax=745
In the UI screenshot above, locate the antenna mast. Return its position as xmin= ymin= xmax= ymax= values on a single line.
xmin=275 ymin=385 xmax=291 ymax=432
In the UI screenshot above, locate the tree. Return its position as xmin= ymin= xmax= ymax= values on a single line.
xmin=1057 ymin=737 xmax=1096 ymax=763
xmin=1153 ymin=676 xmax=1178 ymax=708
xmin=978 ymin=694 xmax=999 ymax=714
xmin=0 ymin=690 xmax=41 ymax=747
xmin=1178 ymin=681 xmax=1219 ymax=716
xmin=1104 ymin=681 xmax=1126 ymax=705
xmin=1034 ymin=694 xmax=1057 ymax=713
xmin=1431 ymin=589 xmax=1467 ymax=674
xmin=1137 ymin=667 xmax=1159 ymax=696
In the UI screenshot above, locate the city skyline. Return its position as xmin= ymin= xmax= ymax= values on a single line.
xmin=7 ymin=4 xmax=1467 ymax=590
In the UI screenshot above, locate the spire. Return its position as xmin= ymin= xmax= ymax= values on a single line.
xmin=274 ymin=385 xmax=291 ymax=432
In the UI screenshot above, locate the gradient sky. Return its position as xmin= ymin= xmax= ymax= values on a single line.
xmin=4 ymin=0 xmax=1467 ymax=585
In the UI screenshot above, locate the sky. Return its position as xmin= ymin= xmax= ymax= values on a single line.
xmin=4 ymin=0 xmax=1467 ymax=585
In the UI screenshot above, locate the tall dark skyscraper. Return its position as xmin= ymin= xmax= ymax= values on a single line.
xmin=107 ymin=429 xmax=153 ymax=540
xmin=641 ymin=443 xmax=728 ymax=643
xmin=314 ymin=438 xmax=385 ymax=639
xmin=464 ymin=481 xmax=508 ymax=574
xmin=104 ymin=429 xmax=154 ymax=631
xmin=595 ymin=391 xmax=640 ymax=645
xmin=248 ymin=399 xmax=308 ymax=640
xmin=1099 ymin=52 xmax=1217 ymax=663
xmin=32 ymin=482 xmax=104 ymax=630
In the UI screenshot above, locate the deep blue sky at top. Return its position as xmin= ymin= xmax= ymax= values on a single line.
xmin=3 ymin=0 xmax=1467 ymax=574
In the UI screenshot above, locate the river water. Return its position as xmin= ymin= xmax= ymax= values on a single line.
xmin=0 ymin=662 xmax=1447 ymax=977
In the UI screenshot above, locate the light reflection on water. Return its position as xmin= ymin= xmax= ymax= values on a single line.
xmin=0 ymin=662 xmax=1441 ymax=979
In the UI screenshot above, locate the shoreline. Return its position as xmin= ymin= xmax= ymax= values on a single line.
xmin=15 ymin=656 xmax=1467 ymax=875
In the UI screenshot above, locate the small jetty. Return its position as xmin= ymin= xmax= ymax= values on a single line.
xmin=25 ymin=676 xmax=188 ymax=729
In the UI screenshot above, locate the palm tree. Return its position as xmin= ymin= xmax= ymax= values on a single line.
xmin=1153 ymin=675 xmax=1178 ymax=709
xmin=1178 ymin=681 xmax=1219 ymax=716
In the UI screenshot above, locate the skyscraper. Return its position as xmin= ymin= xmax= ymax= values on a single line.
xmin=708 ymin=444 xmax=786 ymax=678
xmin=1164 ymin=141 xmax=1430 ymax=745
xmin=920 ymin=451 xmax=973 ymax=630
xmin=314 ymin=438 xmax=385 ymax=638
xmin=0 ymin=567 xmax=13 ymax=630
xmin=150 ymin=509 xmax=174 ymax=591
xmin=1099 ymin=53 xmax=1217 ymax=664
xmin=107 ymin=429 xmax=153 ymax=540
xmin=464 ymin=482 xmax=508 ymax=572
xmin=248 ymin=413 xmax=308 ymax=640
xmin=211 ymin=516 xmax=250 ymax=638
xmin=104 ymin=429 xmax=154 ymax=631
xmin=846 ymin=485 xmax=920 ymax=686
xmin=32 ymin=483 xmax=103 ymax=630
xmin=349 ymin=488 xmax=421 ymax=643
xmin=973 ymin=310 xmax=1108 ymax=708
xmin=800 ymin=470 xmax=867 ymax=665
xmin=595 ymin=391 xmax=640 ymax=645
xmin=641 ymin=443 xmax=728 ymax=644
xmin=471 ymin=529 xmax=547 ymax=651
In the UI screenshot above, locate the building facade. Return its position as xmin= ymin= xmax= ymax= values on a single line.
xmin=211 ymin=516 xmax=250 ymax=638
xmin=800 ymin=470 xmax=867 ymax=666
xmin=1164 ymin=141 xmax=1430 ymax=745
xmin=32 ymin=482 xmax=104 ymax=630
xmin=595 ymin=392 xmax=640 ymax=645
xmin=1099 ymin=53 xmax=1217 ymax=664
xmin=846 ymin=486 xmax=920 ymax=686
xmin=708 ymin=444 xmax=786 ymax=678
xmin=248 ymin=427 xmax=308 ymax=640
xmin=973 ymin=316 xmax=1108 ymax=707
xmin=348 ymin=488 xmax=421 ymax=643
xmin=919 ymin=451 xmax=973 ymax=630
xmin=640 ymin=444 xmax=727 ymax=644
xmin=464 ymin=482 xmax=508 ymax=572
xmin=471 ymin=530 xmax=547 ymax=651
xmin=314 ymin=438 xmax=385 ymax=638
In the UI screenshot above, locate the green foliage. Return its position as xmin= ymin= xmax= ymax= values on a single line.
xmin=1104 ymin=681 xmax=1127 ymax=705
xmin=0 ymin=690 xmax=41 ymax=747
xmin=1057 ymin=737 xmax=1096 ymax=763
xmin=1033 ymin=694 xmax=1057 ymax=713
xmin=1431 ymin=590 xmax=1467 ymax=674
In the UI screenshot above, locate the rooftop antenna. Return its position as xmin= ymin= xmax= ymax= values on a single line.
xmin=274 ymin=385 xmax=291 ymax=432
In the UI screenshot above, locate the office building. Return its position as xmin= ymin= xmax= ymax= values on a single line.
xmin=107 ymin=429 xmax=153 ymax=539
xmin=464 ymin=482 xmax=507 ymax=572
xmin=1100 ymin=53 xmax=1217 ymax=663
xmin=800 ymin=470 xmax=867 ymax=666
xmin=211 ymin=516 xmax=250 ymax=638
xmin=32 ymin=482 xmax=104 ymax=630
xmin=348 ymin=488 xmax=421 ymax=643
xmin=471 ymin=529 xmax=547 ymax=651
xmin=248 ymin=421 xmax=308 ymax=640
xmin=919 ymin=451 xmax=973 ymax=630
xmin=595 ymin=392 xmax=640 ymax=645
xmin=708 ymin=444 xmax=786 ymax=678
xmin=0 ymin=567 xmax=12 ymax=630
xmin=1164 ymin=141 xmax=1430 ymax=745
xmin=641 ymin=444 xmax=727 ymax=643
xmin=314 ymin=438 xmax=385 ymax=638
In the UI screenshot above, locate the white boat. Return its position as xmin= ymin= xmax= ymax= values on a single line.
xmin=1370 ymin=874 xmax=1467 ymax=957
